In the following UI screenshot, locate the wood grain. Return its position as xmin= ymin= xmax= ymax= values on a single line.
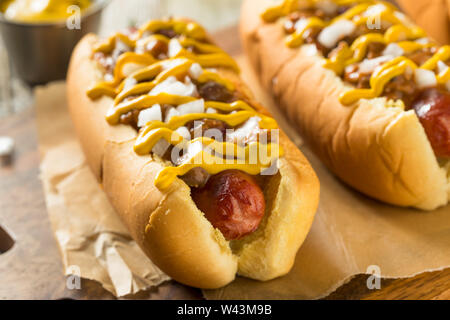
xmin=0 ymin=26 xmax=449 ymax=300
xmin=0 ymin=107 xmax=201 ymax=300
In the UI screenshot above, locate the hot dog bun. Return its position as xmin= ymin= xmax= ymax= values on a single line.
xmin=240 ymin=0 xmax=449 ymax=210
xmin=67 ymin=25 xmax=320 ymax=288
xmin=397 ymin=0 xmax=450 ymax=45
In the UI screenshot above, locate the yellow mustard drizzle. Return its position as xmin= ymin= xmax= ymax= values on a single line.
xmin=134 ymin=129 xmax=279 ymax=157
xmin=155 ymin=150 xmax=278 ymax=190
xmin=113 ymin=58 xmax=236 ymax=105
xmin=137 ymin=20 xmax=207 ymax=41
xmin=88 ymin=19 xmax=284 ymax=190
xmin=340 ymin=56 xmax=417 ymax=104
xmin=322 ymin=26 xmax=426 ymax=75
xmin=262 ymin=0 xmax=450 ymax=106
xmin=285 ymin=17 xmax=326 ymax=48
xmin=87 ymin=32 xmax=239 ymax=100
xmin=134 ymin=110 xmax=278 ymax=154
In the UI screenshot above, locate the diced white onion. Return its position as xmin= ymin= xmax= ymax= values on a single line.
xmin=187 ymin=141 xmax=203 ymax=157
xmin=113 ymin=40 xmax=128 ymax=54
xmin=226 ymin=116 xmax=261 ymax=144
xmin=415 ymin=38 xmax=429 ymax=45
xmin=189 ymin=63 xmax=203 ymax=79
xmin=104 ymin=73 xmax=114 ymax=82
xmin=112 ymin=38 xmax=131 ymax=61
xmin=175 ymin=126 xmax=191 ymax=141
xmin=318 ymin=19 xmax=356 ymax=49
xmin=177 ymin=99 xmax=205 ymax=115
xmin=122 ymin=63 xmax=145 ymax=77
xmin=414 ymin=68 xmax=437 ymax=89
xmin=294 ymin=18 xmax=308 ymax=32
xmin=137 ymin=104 xmax=162 ymax=127
xmin=382 ymin=43 xmax=404 ymax=57
xmin=161 ymin=58 xmax=186 ymax=70
xmin=152 ymin=139 xmax=170 ymax=158
xmin=123 ymin=77 xmax=137 ymax=90
xmin=168 ymin=38 xmax=183 ymax=58
xmin=358 ymin=55 xmax=393 ymax=74
xmin=206 ymin=108 xmax=217 ymax=114
xmin=149 ymin=76 xmax=197 ymax=97
xmin=174 ymin=141 xmax=203 ymax=165
xmin=134 ymin=37 xmax=148 ymax=54
xmin=363 ymin=4 xmax=387 ymax=17
xmin=437 ymin=61 xmax=449 ymax=74
xmin=165 ymin=107 xmax=180 ymax=122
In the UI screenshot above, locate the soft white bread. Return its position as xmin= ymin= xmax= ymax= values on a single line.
xmin=397 ymin=0 xmax=450 ymax=45
xmin=240 ymin=0 xmax=450 ymax=210
xmin=67 ymin=32 xmax=320 ymax=288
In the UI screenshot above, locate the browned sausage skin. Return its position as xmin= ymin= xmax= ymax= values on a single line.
xmin=192 ymin=170 xmax=266 ymax=240
xmin=411 ymin=88 xmax=450 ymax=158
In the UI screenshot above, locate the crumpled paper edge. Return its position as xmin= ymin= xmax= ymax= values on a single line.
xmin=35 ymin=82 xmax=169 ymax=298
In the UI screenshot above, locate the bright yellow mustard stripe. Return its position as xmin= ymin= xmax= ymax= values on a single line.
xmin=323 ymin=26 xmax=426 ymax=74
xmin=137 ymin=110 xmax=277 ymax=136
xmin=134 ymin=127 xmax=282 ymax=159
xmin=154 ymin=149 xmax=280 ymax=191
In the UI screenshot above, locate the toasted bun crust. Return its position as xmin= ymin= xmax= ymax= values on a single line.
xmin=397 ymin=0 xmax=450 ymax=45
xmin=67 ymin=32 xmax=319 ymax=288
xmin=240 ymin=0 xmax=449 ymax=210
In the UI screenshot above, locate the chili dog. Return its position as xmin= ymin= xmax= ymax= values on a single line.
xmin=67 ymin=18 xmax=319 ymax=288
xmin=241 ymin=0 xmax=450 ymax=210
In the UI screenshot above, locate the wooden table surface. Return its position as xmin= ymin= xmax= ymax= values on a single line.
xmin=0 ymin=26 xmax=449 ymax=300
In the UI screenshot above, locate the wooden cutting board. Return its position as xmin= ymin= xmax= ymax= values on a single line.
xmin=0 ymin=26 xmax=449 ymax=300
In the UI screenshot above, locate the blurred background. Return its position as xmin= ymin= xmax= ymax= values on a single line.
xmin=100 ymin=0 xmax=243 ymax=35
xmin=0 ymin=0 xmax=244 ymax=117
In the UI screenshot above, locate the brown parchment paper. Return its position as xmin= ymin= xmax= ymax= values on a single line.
xmin=35 ymin=82 xmax=169 ymax=298
xmin=35 ymin=55 xmax=450 ymax=299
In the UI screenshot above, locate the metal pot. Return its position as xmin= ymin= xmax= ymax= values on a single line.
xmin=0 ymin=0 xmax=109 ymax=85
